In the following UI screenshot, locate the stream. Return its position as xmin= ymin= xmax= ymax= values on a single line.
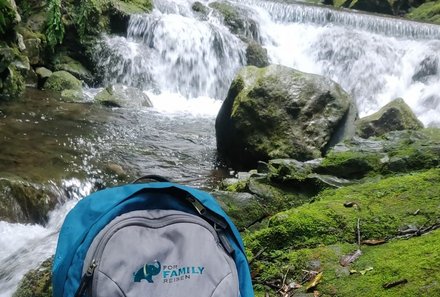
xmin=1 ymin=0 xmax=440 ymax=295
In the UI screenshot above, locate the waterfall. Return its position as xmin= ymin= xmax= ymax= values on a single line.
xmin=93 ymin=0 xmax=440 ymax=126
xmin=94 ymin=1 xmax=246 ymax=101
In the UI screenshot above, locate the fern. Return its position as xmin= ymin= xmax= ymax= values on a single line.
xmin=45 ymin=0 xmax=64 ymax=49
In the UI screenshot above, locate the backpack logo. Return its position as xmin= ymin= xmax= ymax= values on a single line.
xmin=133 ymin=261 xmax=161 ymax=283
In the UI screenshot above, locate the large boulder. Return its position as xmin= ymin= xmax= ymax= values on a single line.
xmin=216 ymin=65 xmax=354 ymax=169
xmin=0 ymin=44 xmax=26 ymax=100
xmin=43 ymin=70 xmax=82 ymax=92
xmin=356 ymin=98 xmax=424 ymax=138
xmin=95 ymin=84 xmax=153 ymax=108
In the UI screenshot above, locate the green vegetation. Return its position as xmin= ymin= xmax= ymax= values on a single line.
xmin=0 ymin=0 xmax=16 ymax=35
xmin=247 ymin=168 xmax=440 ymax=295
xmin=253 ymin=230 xmax=440 ymax=296
xmin=407 ymin=1 xmax=440 ymax=24
xmin=45 ymin=0 xmax=64 ymax=50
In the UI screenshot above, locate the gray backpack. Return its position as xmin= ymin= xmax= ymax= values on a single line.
xmin=53 ymin=177 xmax=254 ymax=297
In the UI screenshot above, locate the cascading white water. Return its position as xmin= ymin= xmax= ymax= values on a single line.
xmin=0 ymin=180 xmax=93 ymax=297
xmin=94 ymin=0 xmax=246 ymax=112
xmin=94 ymin=0 xmax=440 ymax=126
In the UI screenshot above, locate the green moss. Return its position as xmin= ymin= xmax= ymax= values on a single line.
xmin=43 ymin=70 xmax=82 ymax=92
xmin=0 ymin=66 xmax=25 ymax=100
xmin=407 ymin=1 xmax=440 ymax=24
xmin=13 ymin=257 xmax=53 ymax=297
xmin=252 ymin=230 xmax=440 ymax=296
xmin=318 ymin=150 xmax=383 ymax=178
xmin=244 ymin=169 xmax=440 ymax=256
xmin=225 ymin=179 xmax=248 ymax=192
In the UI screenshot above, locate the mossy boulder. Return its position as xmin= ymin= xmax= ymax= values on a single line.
xmin=13 ymin=257 xmax=53 ymax=297
xmin=0 ymin=177 xmax=60 ymax=224
xmin=356 ymin=98 xmax=423 ymax=139
xmin=245 ymin=41 xmax=269 ymax=68
xmin=95 ymin=84 xmax=153 ymax=108
xmin=43 ymin=70 xmax=82 ymax=92
xmin=0 ymin=0 xmax=19 ymax=38
xmin=407 ymin=0 xmax=440 ymax=24
xmin=54 ymin=55 xmax=93 ymax=85
xmin=216 ymin=65 xmax=354 ymax=169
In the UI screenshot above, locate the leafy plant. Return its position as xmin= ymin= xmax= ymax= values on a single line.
xmin=45 ymin=0 xmax=64 ymax=50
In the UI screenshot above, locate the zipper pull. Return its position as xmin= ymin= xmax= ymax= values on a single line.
xmin=74 ymin=260 xmax=97 ymax=297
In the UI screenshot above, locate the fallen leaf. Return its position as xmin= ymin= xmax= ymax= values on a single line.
xmin=306 ymin=271 xmax=323 ymax=292
xmin=361 ymin=239 xmax=386 ymax=246
xmin=359 ymin=267 xmax=374 ymax=275
xmin=340 ymin=249 xmax=362 ymax=267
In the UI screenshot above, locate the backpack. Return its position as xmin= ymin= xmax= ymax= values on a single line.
xmin=52 ymin=176 xmax=254 ymax=297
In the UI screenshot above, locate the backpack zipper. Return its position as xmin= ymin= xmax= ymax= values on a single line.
xmin=74 ymin=260 xmax=96 ymax=297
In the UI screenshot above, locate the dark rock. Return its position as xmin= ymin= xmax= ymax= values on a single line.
xmin=245 ymin=41 xmax=269 ymax=67
xmin=216 ymin=64 xmax=354 ymax=169
xmin=356 ymin=98 xmax=424 ymax=139
xmin=23 ymin=38 xmax=42 ymax=65
xmin=412 ymin=56 xmax=438 ymax=83
xmin=192 ymin=1 xmax=209 ymax=15
xmin=35 ymin=66 xmax=52 ymax=87
xmin=334 ymin=0 xmax=394 ymax=15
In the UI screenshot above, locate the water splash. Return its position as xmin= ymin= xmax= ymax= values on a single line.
xmin=0 ymin=179 xmax=93 ymax=297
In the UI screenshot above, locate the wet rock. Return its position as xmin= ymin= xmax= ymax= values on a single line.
xmin=95 ymin=84 xmax=153 ymax=108
xmin=60 ymin=89 xmax=85 ymax=102
xmin=412 ymin=56 xmax=438 ymax=83
xmin=245 ymin=40 xmax=269 ymax=68
xmin=43 ymin=70 xmax=82 ymax=92
xmin=216 ymin=64 xmax=354 ymax=169
xmin=209 ymin=1 xmax=260 ymax=41
xmin=13 ymin=257 xmax=53 ymax=297
xmin=0 ymin=44 xmax=26 ymax=100
xmin=0 ymin=177 xmax=60 ymax=224
xmin=192 ymin=1 xmax=209 ymax=15
xmin=25 ymin=67 xmax=38 ymax=87
xmin=356 ymin=98 xmax=424 ymax=139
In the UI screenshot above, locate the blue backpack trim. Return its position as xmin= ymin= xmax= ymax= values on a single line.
xmin=52 ymin=182 xmax=254 ymax=297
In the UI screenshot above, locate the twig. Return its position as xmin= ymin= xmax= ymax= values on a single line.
xmin=357 ymin=218 xmax=361 ymax=248
xmin=249 ymin=247 xmax=267 ymax=264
